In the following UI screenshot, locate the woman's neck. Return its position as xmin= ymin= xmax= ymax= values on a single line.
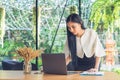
xmin=76 ymin=29 xmax=85 ymax=38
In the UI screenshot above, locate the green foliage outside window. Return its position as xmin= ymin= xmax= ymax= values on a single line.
xmin=89 ymin=0 xmax=120 ymax=32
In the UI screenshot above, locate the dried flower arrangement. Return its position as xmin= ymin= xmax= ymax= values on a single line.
xmin=16 ymin=47 xmax=43 ymax=63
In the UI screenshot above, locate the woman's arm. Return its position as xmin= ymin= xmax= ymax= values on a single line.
xmin=87 ymin=57 xmax=101 ymax=72
xmin=66 ymin=55 xmax=71 ymax=65
xmin=94 ymin=57 xmax=101 ymax=70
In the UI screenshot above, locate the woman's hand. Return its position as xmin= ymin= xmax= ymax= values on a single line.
xmin=66 ymin=55 xmax=71 ymax=65
xmin=87 ymin=68 xmax=98 ymax=72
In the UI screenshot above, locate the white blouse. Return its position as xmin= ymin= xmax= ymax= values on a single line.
xmin=63 ymin=29 xmax=105 ymax=58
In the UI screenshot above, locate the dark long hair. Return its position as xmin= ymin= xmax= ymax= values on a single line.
xmin=66 ymin=13 xmax=86 ymax=70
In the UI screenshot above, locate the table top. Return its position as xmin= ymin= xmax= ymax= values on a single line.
xmin=0 ymin=70 xmax=120 ymax=80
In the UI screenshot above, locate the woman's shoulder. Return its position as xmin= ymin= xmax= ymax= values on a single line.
xmin=85 ymin=28 xmax=97 ymax=35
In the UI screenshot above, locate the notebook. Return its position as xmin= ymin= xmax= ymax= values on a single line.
xmin=80 ymin=71 xmax=104 ymax=76
xmin=41 ymin=53 xmax=67 ymax=75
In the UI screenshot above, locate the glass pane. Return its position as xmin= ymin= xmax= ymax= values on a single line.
xmin=0 ymin=0 xmax=35 ymax=69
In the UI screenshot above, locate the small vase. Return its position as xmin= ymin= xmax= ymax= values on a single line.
xmin=23 ymin=61 xmax=32 ymax=74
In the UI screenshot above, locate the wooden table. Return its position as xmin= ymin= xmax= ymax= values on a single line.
xmin=0 ymin=70 xmax=120 ymax=80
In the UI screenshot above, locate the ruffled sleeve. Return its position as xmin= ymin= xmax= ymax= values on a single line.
xmin=94 ymin=35 xmax=106 ymax=57
xmin=81 ymin=29 xmax=105 ymax=57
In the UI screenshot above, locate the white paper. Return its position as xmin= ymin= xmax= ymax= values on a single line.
xmin=80 ymin=71 xmax=104 ymax=76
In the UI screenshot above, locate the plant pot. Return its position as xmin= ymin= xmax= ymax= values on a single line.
xmin=23 ymin=61 xmax=32 ymax=74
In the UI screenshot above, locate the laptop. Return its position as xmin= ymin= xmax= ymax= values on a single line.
xmin=41 ymin=53 xmax=67 ymax=75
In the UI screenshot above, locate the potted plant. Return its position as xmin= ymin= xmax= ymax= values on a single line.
xmin=16 ymin=47 xmax=43 ymax=74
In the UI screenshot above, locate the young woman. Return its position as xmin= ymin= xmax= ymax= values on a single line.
xmin=64 ymin=13 xmax=105 ymax=72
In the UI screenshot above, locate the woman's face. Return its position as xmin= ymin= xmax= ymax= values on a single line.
xmin=67 ymin=21 xmax=82 ymax=36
